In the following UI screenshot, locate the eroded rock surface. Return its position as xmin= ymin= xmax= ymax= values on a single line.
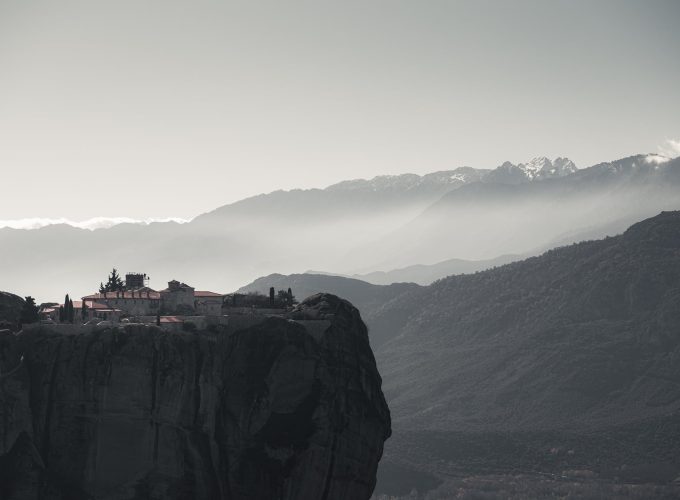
xmin=0 ymin=293 xmax=390 ymax=500
xmin=0 ymin=292 xmax=24 ymax=330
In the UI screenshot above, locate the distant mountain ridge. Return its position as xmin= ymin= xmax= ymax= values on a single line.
xmin=7 ymin=154 xmax=679 ymax=234
xmin=319 ymin=156 xmax=577 ymax=194
xmin=0 ymin=217 xmax=188 ymax=231
xmin=306 ymin=253 xmax=521 ymax=286
xmin=193 ymin=157 xmax=573 ymax=224
xmin=347 ymin=154 xmax=680 ymax=270
xmin=0 ymin=156 xmax=580 ymax=232
xmin=1 ymin=153 xmax=678 ymax=301
xmin=324 ymin=167 xmax=489 ymax=193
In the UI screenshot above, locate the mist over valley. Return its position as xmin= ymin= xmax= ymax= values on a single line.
xmin=2 ymin=154 xmax=678 ymax=303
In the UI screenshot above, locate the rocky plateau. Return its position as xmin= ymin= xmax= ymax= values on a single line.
xmin=0 ymin=294 xmax=391 ymax=500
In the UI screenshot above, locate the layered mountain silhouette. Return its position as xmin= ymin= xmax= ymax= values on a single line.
xmin=241 ymin=211 xmax=680 ymax=495
xmin=240 ymin=273 xmax=421 ymax=348
xmin=307 ymin=253 xmax=520 ymax=286
xmin=349 ymin=155 xmax=680 ymax=270
xmin=1 ymin=154 xmax=678 ymax=301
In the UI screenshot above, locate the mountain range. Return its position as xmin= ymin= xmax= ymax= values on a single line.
xmin=1 ymin=154 xmax=678 ymax=302
xmin=240 ymin=211 xmax=680 ymax=496
xmin=307 ymin=253 xmax=520 ymax=286
xmin=347 ymin=154 xmax=680 ymax=270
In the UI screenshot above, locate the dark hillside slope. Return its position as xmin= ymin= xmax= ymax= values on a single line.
xmin=377 ymin=210 xmax=680 ymax=431
xmin=193 ymin=167 xmax=488 ymax=224
xmin=239 ymin=273 xmax=421 ymax=348
xmin=237 ymin=212 xmax=680 ymax=493
xmin=345 ymin=253 xmax=520 ymax=286
xmin=370 ymin=211 xmax=680 ymax=490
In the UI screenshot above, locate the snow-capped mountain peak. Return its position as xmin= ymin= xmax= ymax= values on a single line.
xmin=552 ymin=157 xmax=578 ymax=174
xmin=325 ymin=158 xmax=578 ymax=193
xmin=520 ymin=157 xmax=552 ymax=179
xmin=325 ymin=167 xmax=488 ymax=193
xmin=486 ymin=156 xmax=577 ymax=184
xmin=644 ymin=154 xmax=671 ymax=165
xmin=518 ymin=156 xmax=577 ymax=179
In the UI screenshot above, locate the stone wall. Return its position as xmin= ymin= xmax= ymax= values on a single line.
xmin=160 ymin=287 xmax=195 ymax=314
xmin=91 ymin=295 xmax=159 ymax=316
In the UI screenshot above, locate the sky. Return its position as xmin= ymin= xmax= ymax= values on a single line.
xmin=1 ymin=0 xmax=679 ymax=222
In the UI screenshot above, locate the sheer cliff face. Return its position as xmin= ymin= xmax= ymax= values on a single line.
xmin=0 ymin=294 xmax=390 ymax=500
xmin=0 ymin=292 xmax=24 ymax=328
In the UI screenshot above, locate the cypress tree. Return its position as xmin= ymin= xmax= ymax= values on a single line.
xmin=64 ymin=294 xmax=70 ymax=323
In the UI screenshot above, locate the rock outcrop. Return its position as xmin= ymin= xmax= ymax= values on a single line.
xmin=0 ymin=292 xmax=24 ymax=330
xmin=0 ymin=294 xmax=390 ymax=500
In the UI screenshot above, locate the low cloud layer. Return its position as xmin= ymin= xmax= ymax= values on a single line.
xmin=0 ymin=217 xmax=189 ymax=231
xmin=659 ymin=138 xmax=680 ymax=158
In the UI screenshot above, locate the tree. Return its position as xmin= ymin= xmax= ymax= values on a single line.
xmin=99 ymin=268 xmax=124 ymax=293
xmin=19 ymin=296 xmax=40 ymax=325
xmin=277 ymin=288 xmax=296 ymax=306
xmin=64 ymin=294 xmax=73 ymax=323
xmin=58 ymin=305 xmax=65 ymax=323
xmin=81 ymin=301 xmax=88 ymax=321
xmin=156 ymin=312 xmax=161 ymax=326
xmin=68 ymin=298 xmax=74 ymax=323
xmin=269 ymin=287 xmax=275 ymax=305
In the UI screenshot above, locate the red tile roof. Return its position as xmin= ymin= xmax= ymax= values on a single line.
xmin=83 ymin=290 xmax=161 ymax=300
xmin=43 ymin=302 xmax=120 ymax=313
xmin=194 ymin=291 xmax=224 ymax=298
xmin=50 ymin=300 xmax=84 ymax=309
xmin=160 ymin=316 xmax=184 ymax=323
xmin=88 ymin=302 xmax=115 ymax=310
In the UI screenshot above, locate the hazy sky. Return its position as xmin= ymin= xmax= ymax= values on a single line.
xmin=1 ymin=0 xmax=679 ymax=221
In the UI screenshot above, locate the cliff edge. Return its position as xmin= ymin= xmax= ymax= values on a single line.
xmin=0 ymin=292 xmax=24 ymax=329
xmin=0 ymin=293 xmax=390 ymax=500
